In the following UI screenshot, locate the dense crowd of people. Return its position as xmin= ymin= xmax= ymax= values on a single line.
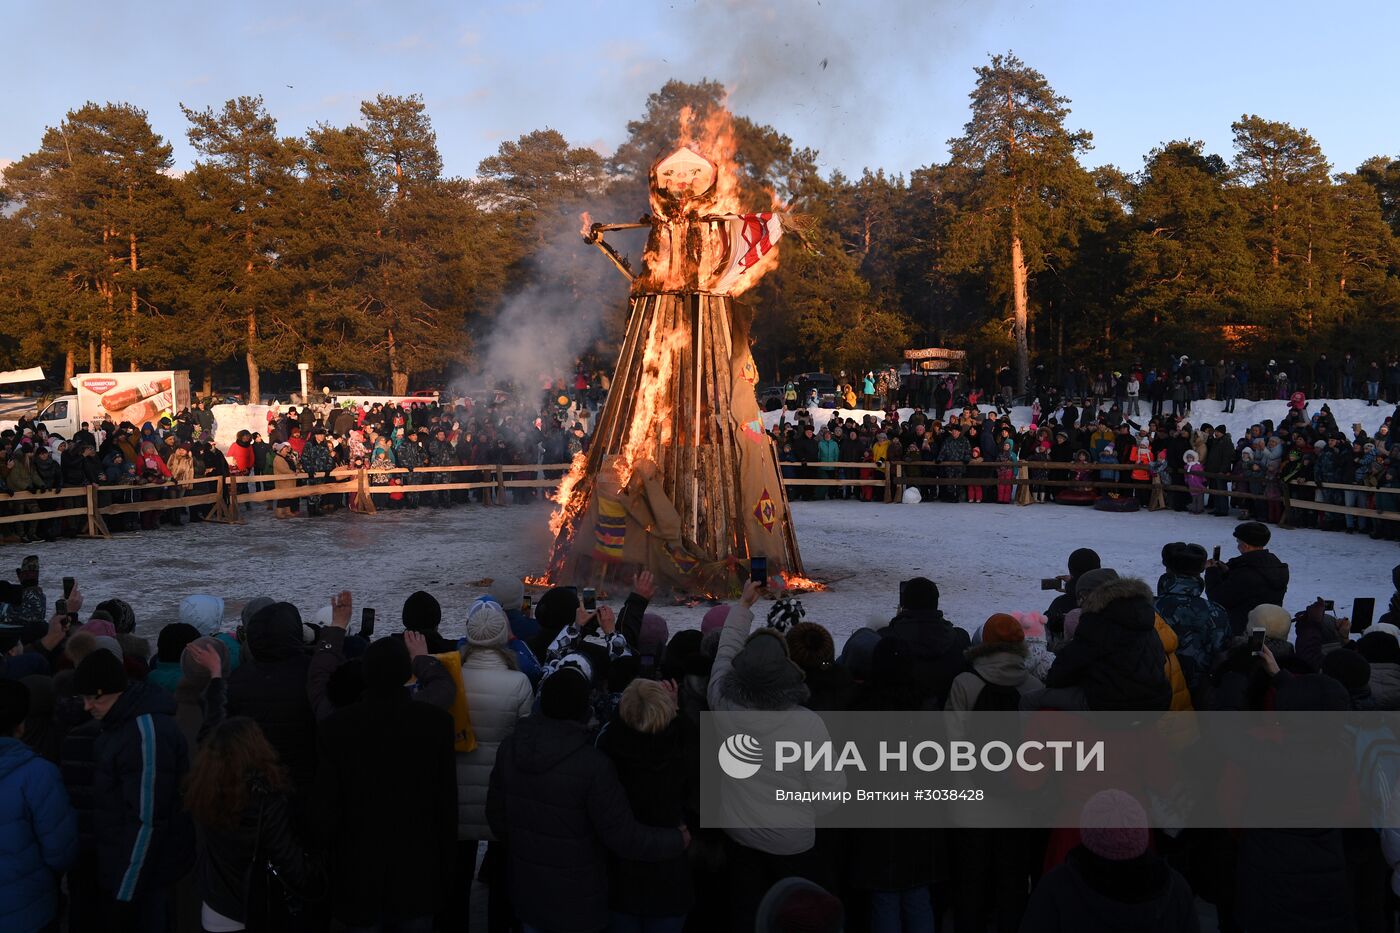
xmin=2 ymin=524 xmax=1400 ymax=932
xmin=774 ymin=372 xmax=1400 ymax=538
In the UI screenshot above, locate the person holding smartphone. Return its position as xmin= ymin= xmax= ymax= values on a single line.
xmin=1204 ymin=522 xmax=1290 ymax=636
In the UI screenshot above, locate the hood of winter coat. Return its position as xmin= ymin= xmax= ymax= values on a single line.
xmin=245 ymin=603 xmax=306 ymax=663
xmin=967 ymin=643 xmax=1031 ymax=686
xmin=0 ymin=737 xmax=37 ymax=781
xmin=1078 ymin=577 xmax=1157 ymax=633
xmin=598 ymin=719 xmax=682 ymax=774
xmin=179 ymin=595 xmax=225 ymax=637
xmin=509 ymin=715 xmax=592 ymax=773
xmin=719 ymin=631 xmax=810 ymax=711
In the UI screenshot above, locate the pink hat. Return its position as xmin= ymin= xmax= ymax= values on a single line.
xmin=702 ymin=605 xmax=730 ymax=635
xmin=1080 ymin=789 xmax=1149 ymax=860
xmin=79 ymin=619 xmax=118 ymax=639
xmin=1011 ymin=611 xmax=1047 ymax=640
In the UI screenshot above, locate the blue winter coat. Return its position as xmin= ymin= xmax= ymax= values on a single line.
xmin=0 ymin=738 xmax=78 ymax=933
xmin=89 ymin=683 xmax=191 ymax=901
xmin=1155 ymin=574 xmax=1232 ymax=680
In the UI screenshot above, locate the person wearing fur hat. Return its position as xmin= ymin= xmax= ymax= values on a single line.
xmin=1155 ymin=543 xmax=1231 ymax=685
xmin=488 ymin=664 xmax=686 ymax=933
xmin=1043 ymin=575 xmax=1171 ymax=711
xmin=444 ymin=597 xmax=533 ymax=933
xmin=708 ymin=580 xmax=846 ymax=927
xmin=1205 ymin=521 xmax=1290 ymax=636
xmin=1020 ymin=790 xmax=1198 ymax=932
xmin=786 ymin=622 xmax=856 ymax=712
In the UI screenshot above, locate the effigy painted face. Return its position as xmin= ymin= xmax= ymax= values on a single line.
xmin=654 ymin=147 xmax=716 ymax=200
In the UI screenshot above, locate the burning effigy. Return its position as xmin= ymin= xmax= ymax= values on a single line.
xmin=544 ymin=107 xmax=804 ymax=596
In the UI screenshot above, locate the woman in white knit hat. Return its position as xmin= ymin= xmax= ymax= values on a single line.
xmin=448 ymin=597 xmax=533 ymax=931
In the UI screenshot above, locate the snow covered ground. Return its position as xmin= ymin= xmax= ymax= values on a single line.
xmin=764 ymin=396 xmax=1395 ymax=441
xmin=17 ymin=494 xmax=1397 ymax=647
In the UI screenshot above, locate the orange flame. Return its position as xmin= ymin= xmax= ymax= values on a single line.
xmin=780 ymin=571 xmax=827 ymax=594
xmin=547 ymin=451 xmax=590 ymax=539
xmin=579 ymin=211 xmax=592 ymax=239
xmin=523 ymin=575 xmax=552 ymax=589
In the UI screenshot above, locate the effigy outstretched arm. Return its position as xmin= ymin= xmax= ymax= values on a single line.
xmin=583 ymin=221 xmax=650 ymax=282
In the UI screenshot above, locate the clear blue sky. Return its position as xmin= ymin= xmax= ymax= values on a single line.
xmin=4 ymin=0 xmax=1396 ymax=181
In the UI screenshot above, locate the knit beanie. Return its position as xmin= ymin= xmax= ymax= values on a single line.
xmin=92 ymin=635 xmax=124 ymax=661
xmin=1079 ymin=789 xmax=1150 ymax=861
xmin=637 ymin=613 xmax=669 ymax=659
xmin=1322 ymin=650 xmax=1371 ymax=698
xmin=534 ymin=587 xmax=580 ymax=637
xmin=901 ymin=577 xmax=939 ymax=611
xmin=488 ymin=577 xmax=525 ymax=612
xmin=701 ymin=605 xmax=730 ymax=635
xmin=981 ymin=613 xmax=1025 ymax=646
xmin=540 ymin=666 xmax=591 ymax=721
xmin=179 ymin=595 xmax=226 ymax=637
xmin=661 ymin=629 xmax=707 ymax=681
xmin=241 ymin=596 xmax=276 ymax=628
xmin=95 ymin=598 xmax=137 ymax=635
xmin=466 ymin=598 xmax=511 ymax=648
xmin=78 ymin=618 xmax=118 ymax=640
xmin=362 ymin=637 xmax=412 ymax=691
xmin=73 ymin=648 xmax=129 ymax=698
xmin=1248 ymin=604 xmax=1293 ymax=641
xmin=402 ymin=590 xmax=442 ymax=633
xmin=180 ymin=636 xmax=230 ymax=682
xmin=1358 ymin=631 xmax=1400 ymax=665
xmin=1067 ymin=549 xmax=1101 ymax=579
xmin=767 ymin=596 xmax=807 ymax=633
xmin=732 ymin=631 xmax=806 ymax=702
xmin=156 ymin=622 xmax=202 ymax=664
xmin=785 ymin=622 xmax=835 ymax=672
xmin=1012 ymin=611 xmax=1047 ymax=640
xmin=755 ymin=878 xmax=845 ymax=933
xmin=0 ymin=680 xmax=30 ymax=736
xmin=1074 ymin=568 xmax=1120 ymax=604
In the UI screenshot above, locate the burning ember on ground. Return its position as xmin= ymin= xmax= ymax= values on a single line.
xmin=522 ymin=575 xmax=553 ymax=590
xmin=779 ymin=572 xmax=828 ymax=593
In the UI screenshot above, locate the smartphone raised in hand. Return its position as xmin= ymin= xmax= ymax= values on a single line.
xmin=1352 ymin=597 xmax=1376 ymax=633
xmin=1040 ymin=578 xmax=1062 ymax=592
xmin=521 ymin=594 xmax=532 ymax=616
xmin=358 ymin=608 xmax=375 ymax=639
xmin=582 ymin=587 xmax=597 ymax=613
xmin=1212 ymin=546 xmax=1222 ymax=563
xmin=751 ymin=556 xmax=768 ymax=586
xmin=62 ymin=576 xmax=75 ymax=598
xmin=55 ymin=598 xmax=68 ymax=617
xmin=1248 ymin=626 xmax=1266 ymax=656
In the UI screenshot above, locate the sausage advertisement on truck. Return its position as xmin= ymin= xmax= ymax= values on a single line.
xmin=10 ymin=370 xmax=193 ymax=439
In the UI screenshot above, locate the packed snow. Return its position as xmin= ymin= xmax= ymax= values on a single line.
xmin=17 ymin=495 xmax=1397 ymax=647
xmin=764 ymin=396 xmax=1395 ymax=441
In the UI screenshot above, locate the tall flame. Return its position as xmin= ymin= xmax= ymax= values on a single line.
xmin=676 ymin=104 xmax=743 ymax=215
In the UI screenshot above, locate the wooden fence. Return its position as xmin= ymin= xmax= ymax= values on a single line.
xmin=3 ymin=457 xmax=1396 ymax=542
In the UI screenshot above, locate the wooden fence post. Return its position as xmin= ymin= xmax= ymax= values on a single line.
xmin=354 ymin=468 xmax=377 ymax=515
xmin=84 ymin=485 xmax=110 ymax=539
xmin=495 ymin=465 xmax=507 ymax=506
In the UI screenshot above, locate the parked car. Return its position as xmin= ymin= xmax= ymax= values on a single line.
xmin=756 ymin=384 xmax=784 ymax=412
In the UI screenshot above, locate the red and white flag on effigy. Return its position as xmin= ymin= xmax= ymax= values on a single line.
xmin=712 ymin=212 xmax=783 ymax=294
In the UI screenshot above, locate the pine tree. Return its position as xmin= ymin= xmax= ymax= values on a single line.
xmin=942 ymin=53 xmax=1096 ymax=393
xmin=181 ymin=96 xmax=296 ymax=402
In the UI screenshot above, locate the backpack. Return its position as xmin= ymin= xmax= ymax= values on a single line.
xmin=971 ymin=672 xmax=1023 ymax=711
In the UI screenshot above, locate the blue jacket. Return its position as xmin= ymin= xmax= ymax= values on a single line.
xmin=1155 ymin=574 xmax=1231 ymax=680
xmin=89 ymin=683 xmax=191 ymax=901
xmin=0 ymin=738 xmax=78 ymax=933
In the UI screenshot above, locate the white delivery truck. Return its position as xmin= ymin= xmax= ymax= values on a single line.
xmin=1 ymin=370 xmax=192 ymax=439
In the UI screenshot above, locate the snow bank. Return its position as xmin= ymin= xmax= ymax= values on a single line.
xmin=27 ymin=499 xmax=1396 ymax=648
xmin=212 ymin=404 xmax=273 ymax=450
xmin=764 ymin=398 xmax=1393 ymax=441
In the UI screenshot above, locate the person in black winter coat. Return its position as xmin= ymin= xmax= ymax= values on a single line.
xmin=1044 ymin=547 xmax=1101 ymax=647
xmin=876 ymin=577 xmax=970 ymax=708
xmin=311 ymin=637 xmax=457 ymax=930
xmin=1042 ymin=574 xmax=1171 ymax=712
xmin=595 ymin=679 xmax=694 ymax=928
xmin=64 ymin=648 xmax=191 ymax=932
xmin=186 ymin=716 xmax=321 ymax=933
xmin=1204 ymin=522 xmax=1290 ymax=636
xmin=226 ymin=603 xmax=317 ymax=799
xmin=487 ymin=666 xmax=687 ymax=933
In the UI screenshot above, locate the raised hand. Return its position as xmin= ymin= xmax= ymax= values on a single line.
xmin=330 ymin=591 xmax=353 ymax=630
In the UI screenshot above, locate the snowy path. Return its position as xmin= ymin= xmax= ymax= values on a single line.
xmin=18 ymin=496 xmax=1397 ymax=647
